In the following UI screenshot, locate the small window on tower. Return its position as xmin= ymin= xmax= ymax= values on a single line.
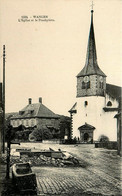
xmin=99 ymin=82 xmax=103 ymax=89
xmin=99 ymin=77 xmax=104 ymax=89
xmin=82 ymin=81 xmax=85 ymax=89
xmin=82 ymin=81 xmax=90 ymax=89
xmin=84 ymin=101 xmax=88 ymax=107
xmin=87 ymin=81 xmax=90 ymax=89
xmin=107 ymin=101 xmax=112 ymax=107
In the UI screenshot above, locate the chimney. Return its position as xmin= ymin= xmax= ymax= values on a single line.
xmin=39 ymin=97 xmax=42 ymax=103
xmin=28 ymin=98 xmax=32 ymax=104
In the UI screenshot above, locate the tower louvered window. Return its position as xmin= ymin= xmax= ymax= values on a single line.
xmin=99 ymin=82 xmax=103 ymax=89
xmin=82 ymin=81 xmax=90 ymax=89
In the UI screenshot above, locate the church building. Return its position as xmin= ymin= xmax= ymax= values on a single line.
xmin=69 ymin=9 xmax=121 ymax=142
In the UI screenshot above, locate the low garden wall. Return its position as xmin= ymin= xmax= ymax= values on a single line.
xmin=95 ymin=142 xmax=117 ymax=150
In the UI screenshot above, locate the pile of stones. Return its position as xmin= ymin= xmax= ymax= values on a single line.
xmin=1 ymin=148 xmax=80 ymax=167
xmin=20 ymin=154 xmax=79 ymax=167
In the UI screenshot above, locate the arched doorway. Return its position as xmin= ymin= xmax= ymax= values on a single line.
xmin=84 ymin=133 xmax=89 ymax=142
xmin=78 ymin=123 xmax=95 ymax=143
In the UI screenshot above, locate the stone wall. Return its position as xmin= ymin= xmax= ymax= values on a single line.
xmin=95 ymin=142 xmax=117 ymax=150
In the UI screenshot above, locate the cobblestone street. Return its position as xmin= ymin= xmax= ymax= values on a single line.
xmin=30 ymin=144 xmax=122 ymax=196
xmin=1 ymin=144 xmax=122 ymax=196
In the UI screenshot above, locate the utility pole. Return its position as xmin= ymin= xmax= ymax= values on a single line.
xmin=6 ymin=124 xmax=11 ymax=179
xmin=0 ymin=83 xmax=3 ymax=152
xmin=2 ymin=45 xmax=5 ymax=153
xmin=6 ymin=124 xmax=20 ymax=179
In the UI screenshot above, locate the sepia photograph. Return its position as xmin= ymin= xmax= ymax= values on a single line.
xmin=0 ymin=0 xmax=122 ymax=195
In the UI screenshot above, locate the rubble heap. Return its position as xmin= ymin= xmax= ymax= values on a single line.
xmin=1 ymin=148 xmax=80 ymax=167
xmin=20 ymin=153 xmax=79 ymax=167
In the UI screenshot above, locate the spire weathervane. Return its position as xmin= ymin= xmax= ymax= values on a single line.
xmin=90 ymin=1 xmax=94 ymax=11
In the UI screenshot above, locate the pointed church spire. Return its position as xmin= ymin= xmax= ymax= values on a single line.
xmin=77 ymin=9 xmax=106 ymax=77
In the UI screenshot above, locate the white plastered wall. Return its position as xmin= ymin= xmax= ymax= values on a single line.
xmin=72 ymin=95 xmax=118 ymax=141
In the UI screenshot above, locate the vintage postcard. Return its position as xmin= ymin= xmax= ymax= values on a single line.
xmin=0 ymin=0 xmax=121 ymax=195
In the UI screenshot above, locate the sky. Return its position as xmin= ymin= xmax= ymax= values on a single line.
xmin=0 ymin=0 xmax=122 ymax=116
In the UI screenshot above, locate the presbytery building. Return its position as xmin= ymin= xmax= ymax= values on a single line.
xmin=69 ymin=9 xmax=121 ymax=143
xmin=10 ymin=97 xmax=60 ymax=131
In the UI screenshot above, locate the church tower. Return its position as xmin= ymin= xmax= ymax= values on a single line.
xmin=77 ymin=10 xmax=106 ymax=98
xmin=71 ymin=9 xmax=108 ymax=142
xmin=69 ymin=7 xmax=120 ymax=143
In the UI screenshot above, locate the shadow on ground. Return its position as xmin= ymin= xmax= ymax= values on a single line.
xmin=1 ymin=178 xmax=37 ymax=196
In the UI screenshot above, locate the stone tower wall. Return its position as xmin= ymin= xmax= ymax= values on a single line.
xmin=77 ymin=75 xmax=106 ymax=97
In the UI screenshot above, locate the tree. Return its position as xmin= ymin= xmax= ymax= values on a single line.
xmin=5 ymin=124 xmax=16 ymax=142
xmin=43 ymin=129 xmax=53 ymax=140
xmin=31 ymin=128 xmax=43 ymax=141
xmin=59 ymin=115 xmax=71 ymax=139
xmin=15 ymin=129 xmax=31 ymax=141
xmin=30 ymin=128 xmax=53 ymax=141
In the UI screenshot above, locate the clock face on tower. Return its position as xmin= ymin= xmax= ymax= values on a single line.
xmin=83 ymin=76 xmax=89 ymax=83
xmin=99 ymin=76 xmax=103 ymax=82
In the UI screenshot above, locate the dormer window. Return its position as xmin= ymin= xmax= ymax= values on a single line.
xmin=28 ymin=110 xmax=34 ymax=114
xmin=30 ymin=110 xmax=34 ymax=114
xmin=19 ymin=111 xmax=24 ymax=115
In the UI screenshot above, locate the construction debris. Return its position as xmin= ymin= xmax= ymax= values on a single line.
xmin=1 ymin=147 xmax=80 ymax=167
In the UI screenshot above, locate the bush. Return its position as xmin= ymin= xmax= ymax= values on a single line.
xmin=63 ymin=138 xmax=77 ymax=144
xmin=31 ymin=129 xmax=42 ymax=141
xmin=98 ymin=135 xmax=109 ymax=143
xmin=30 ymin=128 xmax=53 ymax=141
xmin=15 ymin=129 xmax=32 ymax=141
xmin=43 ymin=129 xmax=53 ymax=140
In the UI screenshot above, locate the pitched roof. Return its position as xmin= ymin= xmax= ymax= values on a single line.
xmin=106 ymin=83 xmax=122 ymax=101
xmin=78 ymin=123 xmax=95 ymax=130
xmin=69 ymin=83 xmax=121 ymax=114
xmin=68 ymin=102 xmax=77 ymax=113
xmin=77 ymin=10 xmax=106 ymax=78
xmin=114 ymin=112 xmax=121 ymax=118
xmin=11 ymin=103 xmax=59 ymax=119
xmin=5 ymin=112 xmax=18 ymax=119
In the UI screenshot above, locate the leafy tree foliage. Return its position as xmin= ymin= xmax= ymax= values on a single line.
xmin=15 ymin=129 xmax=31 ymax=141
xmin=43 ymin=129 xmax=53 ymax=140
xmin=31 ymin=129 xmax=42 ymax=141
xmin=59 ymin=116 xmax=71 ymax=139
xmin=98 ymin=135 xmax=109 ymax=143
xmin=30 ymin=128 xmax=53 ymax=141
